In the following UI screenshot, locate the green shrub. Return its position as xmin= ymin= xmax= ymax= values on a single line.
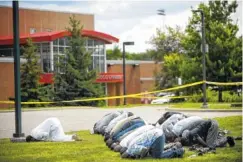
xmin=187 ymin=89 xmax=242 ymax=102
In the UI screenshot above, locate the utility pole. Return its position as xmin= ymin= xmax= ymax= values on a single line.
xmin=122 ymin=42 xmax=134 ymax=105
xmin=192 ymin=9 xmax=208 ymax=108
xmin=13 ymin=1 xmax=25 ymax=138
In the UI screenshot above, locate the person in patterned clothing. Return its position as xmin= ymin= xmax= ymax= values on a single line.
xmin=120 ymin=127 xmax=184 ymax=159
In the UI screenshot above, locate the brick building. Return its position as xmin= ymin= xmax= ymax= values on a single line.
xmin=105 ymin=60 xmax=161 ymax=106
xmin=0 ymin=6 xmax=161 ymax=107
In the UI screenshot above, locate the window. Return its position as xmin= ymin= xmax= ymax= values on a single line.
xmin=53 ymin=39 xmax=58 ymax=45
xmin=52 ymin=37 xmax=106 ymax=73
xmin=84 ymin=38 xmax=105 ymax=72
xmin=93 ymin=56 xmax=99 ymax=70
xmin=94 ymin=40 xmax=100 ymax=48
xmin=99 ymin=56 xmax=105 ymax=72
xmin=59 ymin=38 xmax=65 ymax=46
xmin=87 ymin=48 xmax=94 ymax=54
xmin=64 ymin=37 xmax=69 ymax=46
xmin=42 ymin=53 xmax=51 ymax=72
xmin=54 ymin=46 xmax=59 ymax=54
xmin=30 ymin=28 xmax=36 ymax=34
xmin=59 ymin=47 xmax=65 ymax=54
xmin=87 ymin=39 xmax=93 ymax=47
xmin=42 ymin=44 xmax=50 ymax=53
xmin=0 ymin=48 xmax=13 ymax=57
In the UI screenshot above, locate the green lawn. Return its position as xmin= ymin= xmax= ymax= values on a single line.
xmin=0 ymin=116 xmax=242 ymax=162
xmin=101 ymin=102 xmax=242 ymax=110
xmin=163 ymin=102 xmax=242 ymax=109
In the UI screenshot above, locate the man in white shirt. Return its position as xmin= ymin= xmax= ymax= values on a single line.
xmin=26 ymin=117 xmax=80 ymax=142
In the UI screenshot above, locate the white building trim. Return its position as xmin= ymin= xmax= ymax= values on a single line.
xmin=107 ymin=60 xmax=163 ymax=65
xmin=50 ymin=41 xmax=54 ymax=71
xmin=140 ymin=77 xmax=155 ymax=81
xmin=0 ymin=57 xmax=26 ymax=63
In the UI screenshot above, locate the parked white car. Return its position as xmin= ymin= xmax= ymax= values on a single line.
xmin=151 ymin=93 xmax=175 ymax=104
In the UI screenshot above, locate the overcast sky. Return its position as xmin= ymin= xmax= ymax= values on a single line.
xmin=0 ymin=0 xmax=242 ymax=53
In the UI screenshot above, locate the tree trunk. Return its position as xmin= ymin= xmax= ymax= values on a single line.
xmin=218 ymin=87 xmax=223 ymax=102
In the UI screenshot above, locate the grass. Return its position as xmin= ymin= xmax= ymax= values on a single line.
xmin=165 ymin=102 xmax=242 ymax=109
xmin=0 ymin=116 xmax=242 ymax=162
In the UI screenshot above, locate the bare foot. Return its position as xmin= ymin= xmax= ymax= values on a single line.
xmin=72 ymin=134 xmax=82 ymax=141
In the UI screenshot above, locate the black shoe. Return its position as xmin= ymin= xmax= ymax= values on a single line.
xmin=107 ymin=140 xmax=114 ymax=147
xmin=111 ymin=143 xmax=117 ymax=150
xmin=178 ymin=148 xmax=185 ymax=158
xmin=114 ymin=145 xmax=122 ymax=152
xmin=106 ymin=138 xmax=112 ymax=146
xmin=227 ymin=136 xmax=235 ymax=147
xmin=120 ymin=147 xmax=128 ymax=155
xmin=104 ymin=135 xmax=110 ymax=142
xmin=235 ymin=136 xmax=242 ymax=140
xmin=121 ymin=152 xmax=130 ymax=158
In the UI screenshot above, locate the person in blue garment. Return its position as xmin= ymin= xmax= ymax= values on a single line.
xmin=106 ymin=115 xmax=146 ymax=148
xmin=120 ymin=127 xmax=185 ymax=159
xmin=104 ymin=111 xmax=133 ymax=140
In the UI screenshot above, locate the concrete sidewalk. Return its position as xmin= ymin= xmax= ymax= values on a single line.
xmin=0 ymin=106 xmax=241 ymax=139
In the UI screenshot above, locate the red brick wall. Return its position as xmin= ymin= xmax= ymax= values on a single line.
xmin=106 ymin=62 xmax=161 ymax=106
xmin=0 ymin=6 xmax=94 ymax=36
xmin=0 ymin=63 xmax=14 ymax=108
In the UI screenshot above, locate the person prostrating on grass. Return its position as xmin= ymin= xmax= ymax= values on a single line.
xmin=179 ymin=119 xmax=235 ymax=148
xmin=26 ymin=117 xmax=81 ymax=142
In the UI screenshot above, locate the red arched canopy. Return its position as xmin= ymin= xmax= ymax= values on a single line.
xmin=0 ymin=30 xmax=119 ymax=45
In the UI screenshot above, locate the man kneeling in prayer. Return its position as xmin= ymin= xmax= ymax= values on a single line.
xmin=106 ymin=115 xmax=145 ymax=148
xmin=179 ymin=119 xmax=235 ymax=148
xmin=26 ymin=117 xmax=80 ymax=142
xmin=120 ymin=127 xmax=184 ymax=159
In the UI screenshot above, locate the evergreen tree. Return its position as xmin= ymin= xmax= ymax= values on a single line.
xmin=21 ymin=38 xmax=41 ymax=102
xmin=21 ymin=38 xmax=53 ymax=106
xmin=54 ymin=15 xmax=103 ymax=106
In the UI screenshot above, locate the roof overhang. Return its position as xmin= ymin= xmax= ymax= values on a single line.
xmin=0 ymin=30 xmax=119 ymax=46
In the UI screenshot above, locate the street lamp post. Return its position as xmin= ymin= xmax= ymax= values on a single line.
xmin=13 ymin=1 xmax=25 ymax=138
xmin=192 ymin=9 xmax=208 ymax=108
xmin=123 ymin=42 xmax=134 ymax=105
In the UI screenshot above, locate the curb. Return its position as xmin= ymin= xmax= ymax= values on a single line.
xmin=163 ymin=108 xmax=242 ymax=112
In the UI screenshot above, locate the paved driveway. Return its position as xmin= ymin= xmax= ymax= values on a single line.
xmin=0 ymin=106 xmax=241 ymax=138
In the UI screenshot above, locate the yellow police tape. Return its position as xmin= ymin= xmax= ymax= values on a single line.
xmin=0 ymin=80 xmax=242 ymax=105
xmin=129 ymin=96 xmax=192 ymax=99
xmin=0 ymin=81 xmax=203 ymax=105
xmin=206 ymin=81 xmax=243 ymax=86
xmin=132 ymin=81 xmax=204 ymax=96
